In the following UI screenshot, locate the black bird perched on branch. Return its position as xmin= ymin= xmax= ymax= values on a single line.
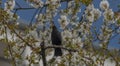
xmin=51 ymin=25 xmax=62 ymax=56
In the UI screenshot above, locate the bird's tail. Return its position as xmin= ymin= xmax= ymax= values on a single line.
xmin=54 ymin=48 xmax=62 ymax=56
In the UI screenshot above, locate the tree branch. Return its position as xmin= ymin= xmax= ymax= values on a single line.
xmin=15 ymin=1 xmax=22 ymax=8
xmin=29 ymin=7 xmax=44 ymax=26
xmin=4 ymin=21 xmax=34 ymax=50
xmin=45 ymin=45 xmax=78 ymax=52
xmin=40 ymin=41 xmax=47 ymax=66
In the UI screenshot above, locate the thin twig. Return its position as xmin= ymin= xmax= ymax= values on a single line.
xmin=15 ymin=1 xmax=22 ymax=8
xmin=14 ymin=7 xmax=35 ymax=10
xmin=29 ymin=7 xmax=44 ymax=26
xmin=29 ymin=8 xmax=40 ymax=26
xmin=20 ymin=45 xmax=26 ymax=55
xmin=91 ymin=26 xmax=101 ymax=41
xmin=4 ymin=21 xmax=34 ymax=49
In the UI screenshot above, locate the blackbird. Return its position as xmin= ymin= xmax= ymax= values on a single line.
xmin=51 ymin=25 xmax=62 ymax=56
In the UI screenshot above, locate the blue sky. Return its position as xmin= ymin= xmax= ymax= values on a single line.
xmin=1 ymin=0 xmax=120 ymax=49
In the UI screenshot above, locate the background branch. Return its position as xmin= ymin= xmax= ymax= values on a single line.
xmin=4 ymin=21 xmax=34 ymax=49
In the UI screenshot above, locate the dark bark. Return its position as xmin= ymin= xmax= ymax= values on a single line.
xmin=41 ymin=41 xmax=47 ymax=66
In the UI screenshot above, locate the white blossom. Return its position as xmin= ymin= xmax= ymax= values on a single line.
xmin=45 ymin=0 xmax=60 ymax=9
xmin=59 ymin=15 xmax=69 ymax=29
xmin=52 ymin=0 xmax=60 ymax=5
xmin=103 ymin=9 xmax=114 ymax=22
xmin=62 ymin=30 xmax=72 ymax=39
xmin=36 ymin=14 xmax=44 ymax=22
xmin=29 ymin=0 xmax=43 ymax=8
xmin=86 ymin=4 xmax=94 ymax=11
xmin=46 ymin=0 xmax=60 ymax=5
xmin=100 ymin=0 xmax=109 ymax=11
xmin=85 ymin=4 xmax=95 ymax=22
xmin=4 ymin=0 xmax=15 ymax=11
xmin=68 ymin=1 xmax=74 ymax=8
xmin=72 ymin=37 xmax=82 ymax=46
xmin=92 ymin=9 xmax=101 ymax=21
xmin=85 ymin=4 xmax=102 ymax=22
xmin=85 ymin=9 xmax=94 ymax=22
xmin=16 ymin=22 xmax=19 ymax=25
xmin=99 ymin=44 xmax=103 ymax=48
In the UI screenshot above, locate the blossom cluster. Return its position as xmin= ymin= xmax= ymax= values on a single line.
xmin=4 ymin=0 xmax=19 ymax=22
xmin=100 ymin=0 xmax=109 ymax=11
xmin=85 ymin=4 xmax=101 ymax=22
xmin=58 ymin=15 xmax=69 ymax=29
xmin=4 ymin=0 xmax=15 ymax=11
xmin=27 ymin=0 xmax=44 ymax=8
xmin=100 ymin=0 xmax=114 ymax=23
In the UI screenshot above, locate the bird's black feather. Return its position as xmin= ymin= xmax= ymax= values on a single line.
xmin=51 ymin=25 xmax=62 ymax=56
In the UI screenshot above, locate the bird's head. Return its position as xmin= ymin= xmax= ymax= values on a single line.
xmin=52 ymin=24 xmax=57 ymax=30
